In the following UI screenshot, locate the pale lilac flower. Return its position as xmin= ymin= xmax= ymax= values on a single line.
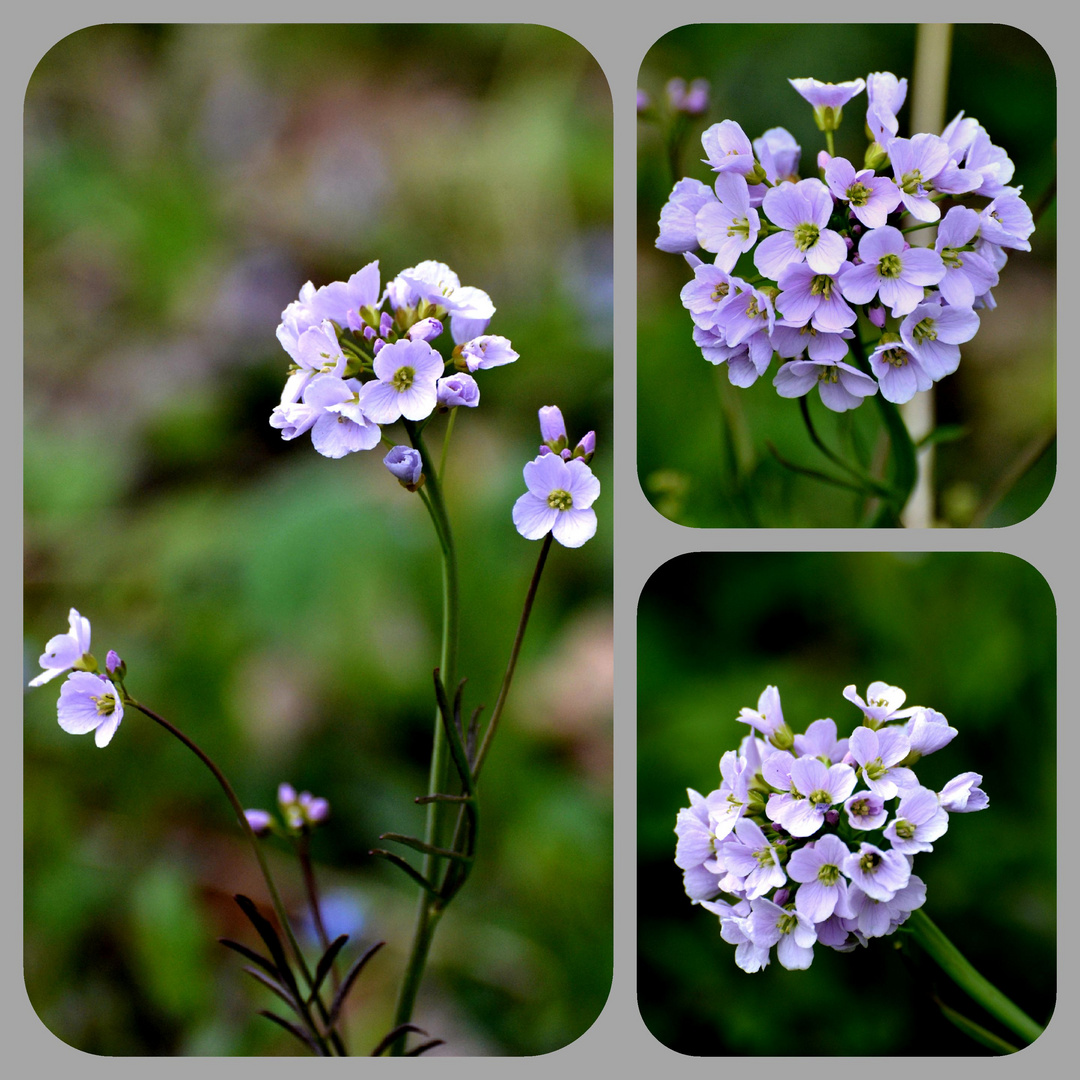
xmin=357 ymin=338 xmax=444 ymax=424
xmin=888 ymin=134 xmax=956 ymax=221
xmin=770 ymin=323 xmax=854 ymax=364
xmin=512 ymin=454 xmax=600 ymax=548
xmin=979 ymin=194 xmax=1035 ymax=251
xmin=680 ymin=263 xmax=747 ymax=330
xmin=302 ymin=262 xmax=383 ymax=333
xmin=788 ymin=833 xmax=855 ymax=922
xmin=383 ymin=445 xmax=423 ymax=487
xmin=899 ymin=300 xmax=980 ymax=384
xmin=245 ymin=809 xmax=274 ymax=836
xmin=406 ymin=317 xmax=443 ymax=342
xmin=934 ymin=206 xmax=1000 ymax=308
xmin=843 ymin=681 xmax=915 ymax=724
xmin=57 ymin=670 xmax=124 ymax=748
xmin=695 ymin=173 xmax=760 ymax=272
xmin=269 ymin=399 xmax=322 ymax=442
xmin=938 ymin=772 xmax=989 ymax=812
xmin=278 ymin=320 xmax=348 ymax=405
xmin=736 ymin=685 xmax=785 ymax=739
xmin=666 ymin=77 xmax=709 ymax=116
xmin=842 ymin=841 xmax=910 ymax=901
xmin=823 ymin=157 xmax=902 ymax=229
xmin=767 ymin=756 xmax=858 ymax=837
xmin=720 ymin=816 xmax=786 ymax=899
xmin=792 ymin=717 xmax=847 ymax=763
xmin=867 ymin=339 xmax=934 ymax=404
xmin=754 ymin=179 xmax=846 ymax=278
xmin=29 ymin=608 xmax=93 ymax=687
xmin=847 ymin=726 xmax=915 ymax=800
xmin=962 ymin=125 xmax=1019 ymax=198
xmin=395 ymin=261 xmax=496 ymax=342
xmin=657 ymin=178 xmax=716 ymax=254
xmin=789 ymin=77 xmax=865 ymax=131
xmin=459 ymin=335 xmax=518 ymax=372
xmin=840 ymin=226 xmax=945 ymax=317
xmin=884 ymin=785 xmax=950 ymax=854
xmin=436 ymin=372 xmax=480 ymax=410
xmin=773 ymin=358 xmax=877 ymax=413
xmin=716 ymin=283 xmax=776 ymax=347
xmin=753 ymin=127 xmax=801 ymax=184
xmin=747 ymin=896 xmax=817 ymax=970
xmin=700 ymin=900 xmax=771 ymax=972
xmin=306 ymin=375 xmax=382 ymax=458
xmin=701 ymin=120 xmax=755 ymax=175
xmin=903 ymin=707 xmax=958 ymax=758
xmin=774 ymin=262 xmax=856 ymax=332
xmin=865 ymin=71 xmax=907 ymax=147
xmin=843 ymin=790 xmax=888 ymax=831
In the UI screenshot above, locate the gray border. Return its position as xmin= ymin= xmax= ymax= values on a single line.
xmin=10 ymin=0 xmax=1071 ymax=1075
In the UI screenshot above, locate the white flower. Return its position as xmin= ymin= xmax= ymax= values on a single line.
xmin=512 ymin=453 xmax=600 ymax=548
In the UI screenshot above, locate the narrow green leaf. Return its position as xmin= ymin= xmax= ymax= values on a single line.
xmin=937 ymin=997 xmax=1020 ymax=1054
xmin=233 ymin=894 xmax=299 ymax=997
xmin=258 ymin=1009 xmax=325 ymax=1055
xmin=328 ymin=940 xmax=386 ymax=1027
xmin=369 ymin=849 xmax=441 ymax=895
xmin=308 ymin=934 xmax=349 ymax=1003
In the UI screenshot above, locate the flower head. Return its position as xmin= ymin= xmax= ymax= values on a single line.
xmin=512 ymin=453 xmax=600 ymax=548
xmin=357 ymin=338 xmax=444 ymax=424
xmin=57 ymin=670 xmax=124 ymax=748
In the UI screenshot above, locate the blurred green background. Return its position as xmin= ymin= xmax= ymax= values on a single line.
xmin=638 ymin=24 xmax=1056 ymax=527
xmin=638 ymin=551 xmax=1056 ymax=1054
xmin=24 ymin=24 xmax=612 ymax=1056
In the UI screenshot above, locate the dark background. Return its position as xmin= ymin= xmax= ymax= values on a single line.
xmin=24 ymin=23 xmax=613 ymax=1056
xmin=638 ymin=24 xmax=1056 ymax=527
xmin=637 ymin=550 xmax=1056 ymax=1054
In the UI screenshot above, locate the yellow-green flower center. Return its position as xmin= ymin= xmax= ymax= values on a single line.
xmin=883 ymin=347 xmax=910 ymax=369
xmin=817 ymin=863 xmax=841 ymax=886
xmin=728 ymin=216 xmax=750 ymax=240
xmin=865 ymin=757 xmax=887 ymax=781
xmin=710 ymin=281 xmax=730 ymax=303
xmin=547 ymin=488 xmax=573 ymax=511
xmin=877 ymin=253 xmax=903 ymax=279
xmin=941 ymin=246 xmax=964 ymax=269
xmin=816 ymin=366 xmax=840 ymax=384
xmin=900 ymin=169 xmax=927 ymax=196
xmin=810 ymin=275 xmax=834 ymax=299
xmin=859 ymin=850 xmax=882 ymax=873
xmin=91 ymin=691 xmax=116 ymax=716
xmin=912 ymin=317 xmax=938 ymax=344
xmin=391 ymin=366 xmax=416 ymax=392
xmin=846 ymin=181 xmax=872 ymax=207
xmin=808 ymin=788 xmax=832 ymax=806
xmin=895 ymin=819 xmax=916 ymax=840
xmin=793 ymin=222 xmax=820 ymax=252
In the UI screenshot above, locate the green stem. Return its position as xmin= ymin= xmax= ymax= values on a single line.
xmin=128 ymin=700 xmax=336 ymax=1056
xmin=906 ymin=909 xmax=1044 ymax=1046
xmin=797 ymin=396 xmax=894 ymax=498
xmin=296 ymin=834 xmax=342 ymax=998
xmin=473 ymin=532 xmax=553 ymax=780
xmin=391 ymin=423 xmax=460 ymax=1053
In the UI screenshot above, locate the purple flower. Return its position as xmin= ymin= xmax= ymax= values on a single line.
xmin=774 ymin=262 xmax=856 ymax=332
xmin=29 ymin=608 xmax=92 ymax=687
xmin=865 ymin=71 xmax=907 ymax=147
xmin=899 ymin=300 xmax=980 ymax=384
xmin=883 ymin=785 xmax=950 ymax=854
xmin=868 ymin=338 xmax=934 ymax=404
xmin=666 ymin=77 xmax=709 ymax=116
xmin=512 ymin=453 xmax=600 ymax=548
xmin=773 ymin=358 xmax=878 ymax=413
xmin=843 ymin=790 xmax=888 ymax=831
xmin=701 ymin=120 xmax=755 ymax=176
xmin=843 ymin=682 xmax=914 ymax=724
xmin=302 ymin=262 xmax=383 ymax=334
xmin=436 ymin=372 xmax=480 ymax=410
xmin=840 ymin=225 xmax=945 ymax=317
xmin=842 ymin=841 xmax=910 ymax=902
xmin=888 ymin=134 xmax=956 ymax=222
xmin=845 ymin=873 xmax=925 ymax=938
xmin=847 ymin=726 xmax=915 ymax=801
xmin=57 ymin=670 xmax=124 ymax=748
xmin=767 ymin=755 xmax=857 ymax=837
xmin=823 ymin=156 xmax=902 ymax=229
xmin=657 ymin=178 xmax=716 ymax=254
xmin=754 ymin=179 xmax=846 ymax=278
xmin=357 ymin=338 xmax=444 ymax=424
xmin=245 ymin=809 xmax=274 ymax=836
xmin=538 ymin=405 xmax=567 ymax=450
xmin=459 ymin=335 xmax=518 ymax=372
xmin=736 ymin=684 xmax=786 ymax=739
xmin=903 ymin=707 xmax=958 ymax=758
xmin=934 ymin=207 xmax=999 ymax=307
xmin=105 ymin=650 xmax=124 ymax=678
xmin=305 ymin=375 xmax=382 ymax=458
xmin=695 ymin=173 xmax=761 ymax=272
xmin=747 ymin=896 xmax=817 ymax=970
xmin=406 ymin=317 xmax=444 ymax=343
xmin=753 ymin=127 xmax=801 ymax=185
xmin=792 ymin=717 xmax=847 ymax=763
xmin=720 ymin=816 xmax=786 ymax=900
xmin=938 ymin=772 xmax=989 ymax=812
xmin=979 ymin=194 xmax=1035 ymax=251
xmin=278 ymin=320 xmax=348 ymax=405
xmin=383 ymin=445 xmax=423 ymax=488
xmin=788 ymin=833 xmax=855 ymax=923
xmin=680 ymin=263 xmax=747 ymax=330
xmin=789 ymin=76 xmax=865 ymax=131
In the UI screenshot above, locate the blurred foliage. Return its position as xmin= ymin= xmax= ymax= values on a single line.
xmin=24 ymin=23 xmax=612 ymax=1056
xmin=637 ymin=551 xmax=1056 ymax=1054
xmin=638 ymin=24 xmax=1056 ymax=527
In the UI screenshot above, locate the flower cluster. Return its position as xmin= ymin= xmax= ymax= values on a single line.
xmin=270 ymin=259 xmax=518 ymax=461
xmin=657 ymin=73 xmax=1034 ymax=410
xmin=245 ymin=782 xmax=330 ymax=837
xmin=513 ymin=406 xmax=600 ymax=548
xmin=27 ymin=609 xmax=126 ymax=747
xmin=674 ymin=681 xmax=988 ymax=971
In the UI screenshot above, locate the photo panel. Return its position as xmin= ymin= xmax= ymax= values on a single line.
xmin=637 ymin=24 xmax=1055 ymax=527
xmin=638 ymin=550 xmax=1055 ymax=1054
xmin=24 ymin=23 xmax=612 ymax=1056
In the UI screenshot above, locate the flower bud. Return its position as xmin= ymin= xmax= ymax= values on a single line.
xmin=105 ymin=650 xmax=126 ymax=680
xmin=245 ymin=809 xmax=274 ymax=837
xmin=299 ymin=792 xmax=330 ymax=826
xmin=383 ymin=445 xmax=424 ymax=491
xmin=864 ymin=140 xmax=889 ymax=172
xmin=436 ymin=373 xmax=479 ymax=411
xmin=572 ymin=430 xmax=596 ymax=463
xmin=538 ymin=405 xmax=568 ymax=453
xmin=407 ymin=317 xmax=443 ymax=343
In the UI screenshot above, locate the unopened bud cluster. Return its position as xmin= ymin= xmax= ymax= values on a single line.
xmin=675 ymin=681 xmax=987 ymax=971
